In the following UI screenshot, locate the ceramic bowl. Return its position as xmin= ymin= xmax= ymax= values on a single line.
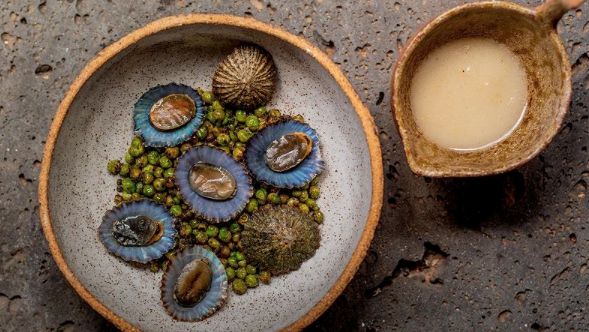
xmin=392 ymin=0 xmax=583 ymax=177
xmin=38 ymin=14 xmax=383 ymax=331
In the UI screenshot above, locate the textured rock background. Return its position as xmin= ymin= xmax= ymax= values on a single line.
xmin=0 ymin=0 xmax=587 ymax=331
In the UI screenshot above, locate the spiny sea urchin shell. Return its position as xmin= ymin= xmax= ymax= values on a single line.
xmin=241 ymin=205 xmax=320 ymax=275
xmin=161 ymin=246 xmax=228 ymax=321
xmin=212 ymin=44 xmax=277 ymax=110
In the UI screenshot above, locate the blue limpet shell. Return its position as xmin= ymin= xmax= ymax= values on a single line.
xmin=176 ymin=146 xmax=253 ymax=223
xmin=161 ymin=246 xmax=228 ymax=322
xmin=98 ymin=200 xmax=176 ymax=264
xmin=246 ymin=120 xmax=324 ymax=188
xmin=134 ymin=83 xmax=204 ymax=147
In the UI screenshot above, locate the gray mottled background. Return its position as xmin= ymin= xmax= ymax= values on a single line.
xmin=1 ymin=0 xmax=588 ymax=331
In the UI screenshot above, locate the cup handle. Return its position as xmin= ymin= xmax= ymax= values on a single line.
xmin=536 ymin=0 xmax=585 ymax=28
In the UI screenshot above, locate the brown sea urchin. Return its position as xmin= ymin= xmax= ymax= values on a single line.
xmin=212 ymin=45 xmax=277 ymax=110
xmin=241 ymin=205 xmax=320 ymax=275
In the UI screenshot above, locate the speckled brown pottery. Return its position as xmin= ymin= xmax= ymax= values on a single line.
xmin=392 ymin=0 xmax=584 ymax=177
xmin=38 ymin=15 xmax=383 ymax=332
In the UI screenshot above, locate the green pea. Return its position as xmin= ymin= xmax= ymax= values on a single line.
xmin=142 ymin=185 xmax=155 ymax=197
xmin=170 ymin=204 xmax=182 ymax=217
xmin=163 ymin=168 xmax=175 ymax=178
xmin=134 ymin=155 xmax=148 ymax=168
xmin=267 ymin=192 xmax=281 ymax=204
xmin=246 ymin=264 xmax=257 ymax=275
xmin=245 ymin=115 xmax=260 ymax=130
xmin=196 ymin=222 xmax=208 ymax=231
xmin=180 ymin=223 xmax=192 ymax=237
xmin=142 ymin=164 xmax=154 ymax=174
xmin=142 ymin=172 xmax=154 ymax=185
xmin=287 ymin=197 xmax=299 ymax=207
xmin=200 ymin=91 xmax=214 ymax=104
xmin=234 ymin=251 xmax=245 ymax=261
xmin=292 ymin=191 xmax=302 ymax=198
xmin=153 ymin=167 xmax=163 ymax=178
xmin=236 ymin=267 xmax=247 ymax=279
xmin=136 ymin=182 xmax=144 ymax=193
xmin=107 ymin=160 xmax=121 ymax=175
xmin=153 ymin=192 xmax=166 ymax=203
xmin=180 ymin=143 xmax=192 ymax=153
xmin=131 ymin=193 xmax=141 ymax=201
xmin=299 ymin=203 xmax=310 ymax=214
xmin=226 ymin=267 xmax=236 ymax=281
xmin=232 ymin=146 xmax=244 ymax=160
xmin=121 ymin=178 xmax=135 ymax=194
xmin=293 ymin=114 xmax=305 ymax=123
xmin=232 ymin=233 xmax=240 ymax=243
xmin=220 ymin=246 xmax=231 ymax=258
xmin=206 ymin=225 xmax=219 ymax=238
xmin=254 ymin=106 xmax=267 ymax=117
xmin=165 ymin=147 xmax=180 ymax=159
xmin=165 ymin=195 xmax=174 ymax=207
xmin=159 ymin=156 xmax=172 ymax=169
xmin=246 ymin=199 xmax=258 ymax=213
xmin=119 ymin=164 xmax=130 ymax=176
xmin=152 ymin=178 xmax=164 ymax=191
xmin=237 ymin=128 xmax=253 ymax=143
xmin=309 ymin=185 xmax=320 ymax=199
xmin=305 ymin=198 xmax=317 ymax=210
xmin=269 ymin=108 xmax=281 ymax=118
xmin=216 ymin=133 xmax=230 ymax=146
xmin=229 ymin=223 xmax=241 ymax=233
xmin=194 ymin=231 xmax=208 ymax=244
xmin=229 ymin=130 xmax=237 ymax=142
xmin=212 ymin=109 xmax=225 ymax=122
xmin=173 ymin=196 xmax=181 ymax=205
xmin=245 ymin=275 xmax=258 ymax=288
xmin=255 ymin=188 xmax=267 ymax=202
xmin=235 ymin=110 xmax=247 ymax=122
xmin=130 ymin=136 xmax=142 ymax=147
xmin=212 ymin=100 xmax=223 ymax=112
xmin=232 ymin=279 xmax=247 ymax=295
xmin=299 ymin=191 xmax=309 ymax=201
xmin=197 ymin=126 xmax=208 ymax=140
xmin=228 ymin=257 xmax=239 ymax=268
xmin=238 ymin=259 xmax=247 ymax=268
xmin=206 ymin=111 xmax=216 ymax=122
xmin=208 ymin=238 xmax=221 ymax=251
xmin=129 ymin=167 xmax=141 ymax=180
xmin=189 ymin=219 xmax=198 ymax=229
xmin=313 ymin=211 xmax=324 ymax=224
xmin=147 ymin=151 xmax=159 ymax=165
xmin=218 ymin=227 xmax=231 ymax=243
xmin=124 ymin=152 xmax=134 ymax=164
xmin=128 ymin=145 xmax=144 ymax=158
xmin=259 ymin=271 xmax=271 ymax=284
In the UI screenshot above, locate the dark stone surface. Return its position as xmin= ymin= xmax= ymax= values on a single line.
xmin=0 ymin=0 xmax=587 ymax=331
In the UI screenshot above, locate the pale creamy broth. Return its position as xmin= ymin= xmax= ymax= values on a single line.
xmin=410 ymin=37 xmax=528 ymax=151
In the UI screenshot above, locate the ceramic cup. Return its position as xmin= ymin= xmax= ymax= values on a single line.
xmin=392 ymin=0 xmax=584 ymax=177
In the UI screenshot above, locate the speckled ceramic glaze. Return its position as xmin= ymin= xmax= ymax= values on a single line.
xmin=39 ymin=15 xmax=383 ymax=331
xmin=392 ymin=0 xmax=584 ymax=177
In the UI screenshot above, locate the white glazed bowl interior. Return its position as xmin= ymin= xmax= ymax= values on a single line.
xmin=48 ymin=23 xmax=373 ymax=331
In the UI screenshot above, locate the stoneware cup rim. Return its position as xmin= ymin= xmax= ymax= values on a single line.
xmin=391 ymin=0 xmax=582 ymax=177
xmin=38 ymin=14 xmax=384 ymax=331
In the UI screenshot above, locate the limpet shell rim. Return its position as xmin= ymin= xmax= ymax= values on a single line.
xmin=175 ymin=146 xmax=254 ymax=223
xmin=98 ymin=200 xmax=176 ymax=264
xmin=134 ymin=83 xmax=205 ymax=147
xmin=160 ymin=246 xmax=228 ymax=322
